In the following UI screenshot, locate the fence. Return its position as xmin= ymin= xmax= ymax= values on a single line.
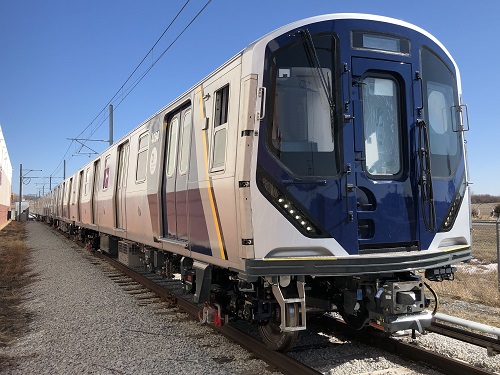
xmin=427 ymin=219 xmax=500 ymax=308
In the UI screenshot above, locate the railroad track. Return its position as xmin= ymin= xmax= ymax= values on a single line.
xmin=64 ymin=232 xmax=497 ymax=375
xmin=89 ymin=251 xmax=321 ymax=375
xmin=428 ymin=322 xmax=500 ymax=357
xmin=313 ymin=314 xmax=498 ymax=375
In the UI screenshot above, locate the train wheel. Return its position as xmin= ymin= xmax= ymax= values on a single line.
xmin=258 ymin=303 xmax=299 ymax=352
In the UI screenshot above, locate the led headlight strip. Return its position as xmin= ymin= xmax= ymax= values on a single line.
xmin=257 ymin=169 xmax=327 ymax=237
xmin=439 ymin=174 xmax=466 ymax=232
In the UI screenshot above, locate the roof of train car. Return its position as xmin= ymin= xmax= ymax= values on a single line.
xmin=242 ymin=13 xmax=460 ymax=84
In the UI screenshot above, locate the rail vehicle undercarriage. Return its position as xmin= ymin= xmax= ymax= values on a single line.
xmin=51 ymin=222 xmax=460 ymax=351
xmin=180 ymin=259 xmax=452 ymax=351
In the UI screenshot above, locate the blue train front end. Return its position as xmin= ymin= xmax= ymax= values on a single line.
xmin=244 ymin=14 xmax=471 ymax=344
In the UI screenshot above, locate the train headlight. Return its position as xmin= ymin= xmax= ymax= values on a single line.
xmin=276 ymin=195 xmax=317 ymax=232
xmin=258 ymin=172 xmax=324 ymax=237
xmin=439 ymin=175 xmax=466 ymax=232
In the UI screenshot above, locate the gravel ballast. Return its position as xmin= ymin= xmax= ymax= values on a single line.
xmin=1 ymin=222 xmax=279 ymax=375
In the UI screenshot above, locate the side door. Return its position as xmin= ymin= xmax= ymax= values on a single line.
xmin=115 ymin=141 xmax=129 ymax=230
xmin=162 ymin=106 xmax=191 ymax=240
xmin=77 ymin=170 xmax=84 ymax=222
xmin=91 ymin=159 xmax=100 ymax=225
xmin=349 ymin=57 xmax=418 ymax=251
xmin=66 ymin=178 xmax=72 ymax=220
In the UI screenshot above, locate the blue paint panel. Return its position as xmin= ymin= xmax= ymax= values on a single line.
xmin=256 ymin=17 xmax=467 ymax=256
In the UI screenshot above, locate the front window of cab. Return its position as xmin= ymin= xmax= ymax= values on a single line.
xmin=267 ymin=33 xmax=339 ymax=176
xmin=421 ymin=47 xmax=462 ymax=177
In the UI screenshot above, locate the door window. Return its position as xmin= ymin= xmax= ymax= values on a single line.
xmin=84 ymin=167 xmax=90 ymax=195
xmin=166 ymin=118 xmax=179 ymax=177
xmin=179 ymin=110 xmax=191 ymax=174
xmin=361 ymin=77 xmax=401 ymax=176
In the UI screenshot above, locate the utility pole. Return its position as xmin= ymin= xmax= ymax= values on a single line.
xmin=109 ymin=104 xmax=113 ymax=146
xmin=18 ymin=163 xmax=22 ymax=221
xmin=17 ymin=164 xmax=42 ymax=221
xmin=48 ymin=176 xmax=63 ymax=191
xmin=497 ymin=217 xmax=500 ymax=292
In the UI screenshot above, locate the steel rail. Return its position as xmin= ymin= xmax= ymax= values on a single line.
xmin=319 ymin=315 xmax=496 ymax=375
xmin=429 ymin=322 xmax=500 ymax=356
xmin=95 ymin=252 xmax=322 ymax=375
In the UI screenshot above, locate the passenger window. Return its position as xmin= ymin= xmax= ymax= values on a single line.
xmin=212 ymin=128 xmax=227 ymax=169
xmin=215 ymin=85 xmax=229 ymax=126
xmin=211 ymin=85 xmax=229 ymax=171
xmin=136 ymin=132 xmax=149 ymax=182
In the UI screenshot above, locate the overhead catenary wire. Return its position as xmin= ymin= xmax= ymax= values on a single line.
xmin=50 ymin=0 xmax=212 ymax=179
xmin=75 ymin=0 xmax=192 ymax=143
xmin=50 ymin=0 xmax=193 ymax=177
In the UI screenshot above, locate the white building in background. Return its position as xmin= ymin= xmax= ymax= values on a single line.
xmin=0 ymin=125 xmax=13 ymax=226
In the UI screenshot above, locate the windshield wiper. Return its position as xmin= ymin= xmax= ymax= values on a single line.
xmin=297 ymin=29 xmax=334 ymax=110
xmin=417 ymin=119 xmax=436 ymax=232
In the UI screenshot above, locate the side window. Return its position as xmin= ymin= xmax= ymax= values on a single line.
xmin=103 ymin=155 xmax=111 ymax=190
xmin=84 ymin=167 xmax=90 ymax=195
xmin=179 ymin=110 xmax=191 ymax=174
xmin=136 ymin=132 xmax=149 ymax=182
xmin=211 ymin=85 xmax=229 ymax=171
xmin=421 ymin=47 xmax=461 ymax=177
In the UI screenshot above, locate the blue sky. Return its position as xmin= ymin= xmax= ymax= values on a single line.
xmin=0 ymin=1 xmax=497 ymax=196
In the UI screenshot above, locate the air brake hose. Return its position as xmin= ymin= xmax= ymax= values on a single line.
xmin=424 ymin=281 xmax=439 ymax=316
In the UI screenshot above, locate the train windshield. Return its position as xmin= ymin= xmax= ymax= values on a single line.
xmin=421 ymin=47 xmax=462 ymax=177
xmin=268 ymin=33 xmax=339 ymax=177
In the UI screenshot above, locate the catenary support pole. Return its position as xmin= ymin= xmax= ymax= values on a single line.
xmin=497 ymin=218 xmax=499 ymax=292
xmin=18 ymin=163 xmax=22 ymax=221
xmin=109 ymin=104 xmax=113 ymax=146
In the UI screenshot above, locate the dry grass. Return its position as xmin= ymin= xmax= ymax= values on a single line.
xmin=423 ymin=222 xmax=500 ymax=326
xmin=427 ymin=270 xmax=499 ymax=305
xmin=0 ymin=221 xmax=33 ymax=369
xmin=470 ymin=222 xmax=498 ymax=262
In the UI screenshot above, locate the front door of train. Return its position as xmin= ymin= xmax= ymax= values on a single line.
xmin=348 ymin=57 xmax=418 ymax=252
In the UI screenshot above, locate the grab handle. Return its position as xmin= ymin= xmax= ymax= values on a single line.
xmin=257 ymin=87 xmax=267 ymax=121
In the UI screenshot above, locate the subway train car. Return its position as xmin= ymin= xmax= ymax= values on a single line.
xmin=34 ymin=14 xmax=472 ymax=351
